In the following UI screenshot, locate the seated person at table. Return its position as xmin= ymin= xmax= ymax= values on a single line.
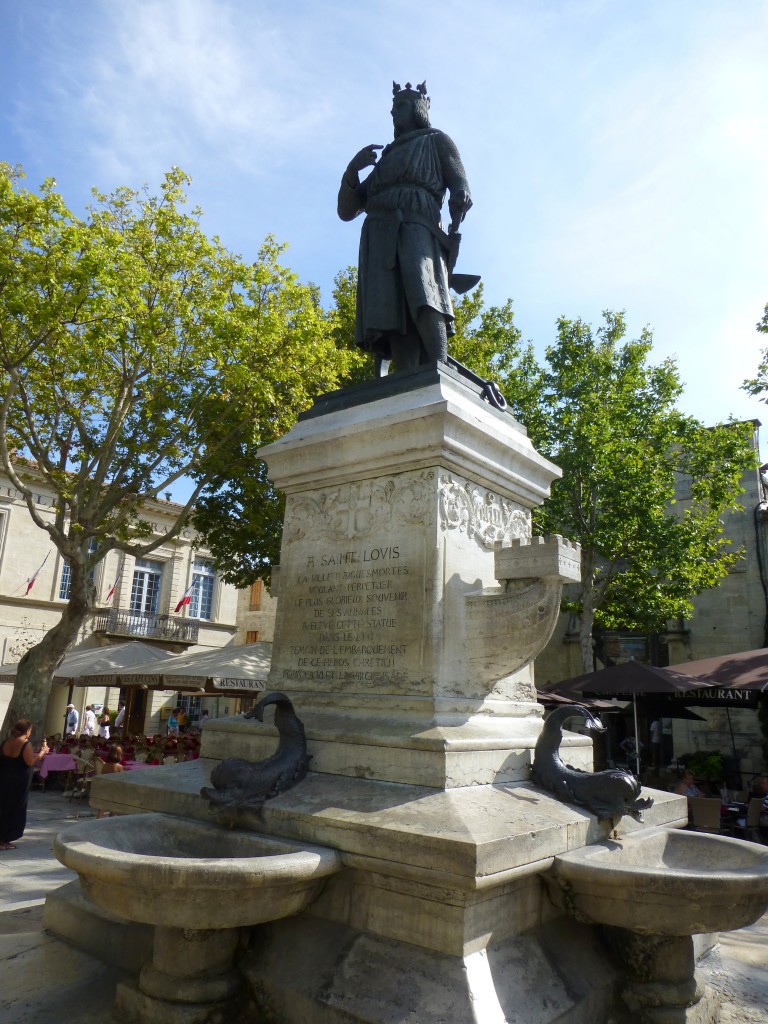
xmin=96 ymin=746 xmax=124 ymax=819
xmin=758 ymin=774 xmax=768 ymax=829
xmin=675 ymin=770 xmax=706 ymax=799
xmin=101 ymin=745 xmax=123 ymax=773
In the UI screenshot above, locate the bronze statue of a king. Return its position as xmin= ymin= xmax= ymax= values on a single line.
xmin=338 ymin=81 xmax=473 ymax=375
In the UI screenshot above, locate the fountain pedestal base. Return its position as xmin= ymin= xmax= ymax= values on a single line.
xmin=115 ymin=979 xmax=243 ymax=1024
xmin=607 ymin=930 xmax=722 ymax=1024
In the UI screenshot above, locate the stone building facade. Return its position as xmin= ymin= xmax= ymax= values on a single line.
xmin=234 ymin=577 xmax=278 ymax=645
xmin=0 ymin=468 xmax=241 ymax=735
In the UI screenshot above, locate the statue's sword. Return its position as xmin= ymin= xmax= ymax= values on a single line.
xmin=403 ymin=211 xmax=480 ymax=294
xmin=445 ymin=229 xmax=481 ymax=294
xmin=440 ymin=225 xmax=506 ymax=410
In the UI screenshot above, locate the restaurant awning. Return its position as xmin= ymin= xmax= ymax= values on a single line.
xmin=0 ymin=641 xmax=179 ymax=686
xmin=82 ymin=642 xmax=272 ymax=695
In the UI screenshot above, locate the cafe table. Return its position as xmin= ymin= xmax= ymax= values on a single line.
xmin=37 ymin=752 xmax=77 ymax=789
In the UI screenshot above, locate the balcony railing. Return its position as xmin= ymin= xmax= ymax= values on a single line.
xmin=91 ymin=609 xmax=200 ymax=644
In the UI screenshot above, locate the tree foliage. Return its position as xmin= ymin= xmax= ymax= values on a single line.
xmin=475 ymin=307 xmax=755 ymax=671
xmin=191 ymin=267 xmax=368 ymax=588
xmin=743 ymin=300 xmax=768 ymax=401
xmin=0 ymin=164 xmax=351 ymax=735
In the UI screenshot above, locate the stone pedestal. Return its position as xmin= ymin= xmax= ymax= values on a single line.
xmin=247 ymin=365 xmax=581 ymax=787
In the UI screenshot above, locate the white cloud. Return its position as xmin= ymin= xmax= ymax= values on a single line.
xmin=32 ymin=0 xmax=335 ymax=184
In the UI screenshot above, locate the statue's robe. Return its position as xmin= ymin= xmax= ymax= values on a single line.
xmin=338 ymin=128 xmax=470 ymax=360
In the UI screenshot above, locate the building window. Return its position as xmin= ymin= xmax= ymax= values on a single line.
xmin=189 ymin=557 xmax=215 ymax=620
xmin=246 ymin=630 xmax=261 ymax=643
xmin=130 ymin=558 xmax=163 ymax=614
xmin=249 ymin=580 xmax=263 ymax=610
xmin=176 ymin=692 xmax=202 ymax=727
xmin=59 ymin=539 xmax=99 ymax=600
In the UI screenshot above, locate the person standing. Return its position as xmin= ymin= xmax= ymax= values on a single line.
xmin=65 ymin=704 xmax=79 ymax=736
xmin=167 ymin=710 xmax=179 ymax=738
xmin=0 ymin=720 xmax=49 ymax=850
xmin=650 ymin=719 xmax=662 ymax=771
xmin=83 ymin=705 xmax=97 ymax=736
xmin=661 ymin=717 xmax=674 ymax=767
xmin=98 ymin=712 xmax=111 ymax=741
xmin=114 ymin=703 xmax=126 ymax=736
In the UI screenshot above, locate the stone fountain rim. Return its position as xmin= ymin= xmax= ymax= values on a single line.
xmin=550 ymin=825 xmax=768 ymax=891
xmin=54 ymin=811 xmax=342 ymax=888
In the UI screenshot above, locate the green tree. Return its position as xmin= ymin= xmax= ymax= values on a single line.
xmin=328 ymin=267 xmax=371 ymax=385
xmin=0 ymin=164 xmax=350 ymax=737
xmin=191 ymin=268 xmax=368 ymax=588
xmin=500 ymin=310 xmax=756 ymax=671
xmin=743 ymin=300 xmax=768 ymax=401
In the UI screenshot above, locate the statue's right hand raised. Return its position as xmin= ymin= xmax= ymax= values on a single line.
xmin=346 ymin=144 xmax=384 ymax=177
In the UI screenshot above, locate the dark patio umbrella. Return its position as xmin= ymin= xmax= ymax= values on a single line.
xmin=635 ymin=702 xmax=705 ymax=722
xmin=540 ymin=659 xmax=715 ymax=699
xmin=669 ymin=649 xmax=768 ymax=765
xmin=539 ymin=660 xmax=715 ymax=774
xmin=536 ymin=690 xmax=621 ymax=711
xmin=670 ymin=648 xmax=768 ymax=692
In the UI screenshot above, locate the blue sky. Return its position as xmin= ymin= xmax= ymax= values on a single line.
xmin=2 ymin=0 xmax=768 ymax=452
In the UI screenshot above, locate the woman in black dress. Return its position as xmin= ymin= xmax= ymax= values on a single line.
xmin=0 ymin=719 xmax=49 ymax=850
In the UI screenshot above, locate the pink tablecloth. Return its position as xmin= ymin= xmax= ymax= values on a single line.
xmin=39 ymin=753 xmax=77 ymax=779
xmin=122 ymin=760 xmax=154 ymax=770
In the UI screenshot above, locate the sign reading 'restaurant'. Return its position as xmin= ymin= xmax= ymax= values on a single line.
xmin=210 ymin=677 xmax=268 ymax=691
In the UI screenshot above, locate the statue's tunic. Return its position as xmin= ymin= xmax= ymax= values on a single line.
xmin=338 ymin=127 xmax=469 ymax=357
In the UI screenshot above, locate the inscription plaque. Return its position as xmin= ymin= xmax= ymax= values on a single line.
xmin=273 ymin=472 xmax=432 ymax=695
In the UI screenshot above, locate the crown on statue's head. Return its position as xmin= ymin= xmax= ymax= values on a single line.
xmin=392 ymin=80 xmax=430 ymax=106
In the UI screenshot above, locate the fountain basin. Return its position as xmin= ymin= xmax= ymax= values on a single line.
xmin=544 ymin=826 xmax=768 ymax=936
xmin=54 ymin=812 xmax=342 ymax=930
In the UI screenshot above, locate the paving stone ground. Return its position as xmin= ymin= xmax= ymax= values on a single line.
xmin=1 ymin=788 xmax=766 ymax=1023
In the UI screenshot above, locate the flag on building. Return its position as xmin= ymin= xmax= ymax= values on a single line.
xmin=174 ymin=579 xmax=198 ymax=614
xmin=104 ymin=573 xmax=122 ymax=603
xmin=25 ymin=552 xmax=50 ymax=595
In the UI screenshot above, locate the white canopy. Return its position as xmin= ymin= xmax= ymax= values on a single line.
xmin=0 ymin=640 xmax=179 ymax=686
xmin=82 ymin=642 xmax=272 ymax=693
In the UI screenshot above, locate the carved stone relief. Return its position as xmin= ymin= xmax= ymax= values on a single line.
xmin=284 ymin=471 xmax=435 ymax=543
xmin=438 ymin=473 xmax=531 ymax=549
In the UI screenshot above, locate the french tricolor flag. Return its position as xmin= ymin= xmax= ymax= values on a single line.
xmin=174 ymin=579 xmax=198 ymax=614
xmin=25 ymin=552 xmax=50 ymax=595
xmin=104 ymin=573 xmax=122 ymax=603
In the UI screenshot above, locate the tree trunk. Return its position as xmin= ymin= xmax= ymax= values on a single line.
xmin=579 ymin=550 xmax=597 ymax=673
xmin=1 ymin=567 xmax=89 ymax=743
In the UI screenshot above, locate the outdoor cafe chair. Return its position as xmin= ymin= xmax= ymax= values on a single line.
xmin=688 ymin=797 xmax=733 ymax=835
xmin=732 ymin=798 xmax=764 ymax=843
xmin=69 ymin=756 xmax=96 ymax=801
